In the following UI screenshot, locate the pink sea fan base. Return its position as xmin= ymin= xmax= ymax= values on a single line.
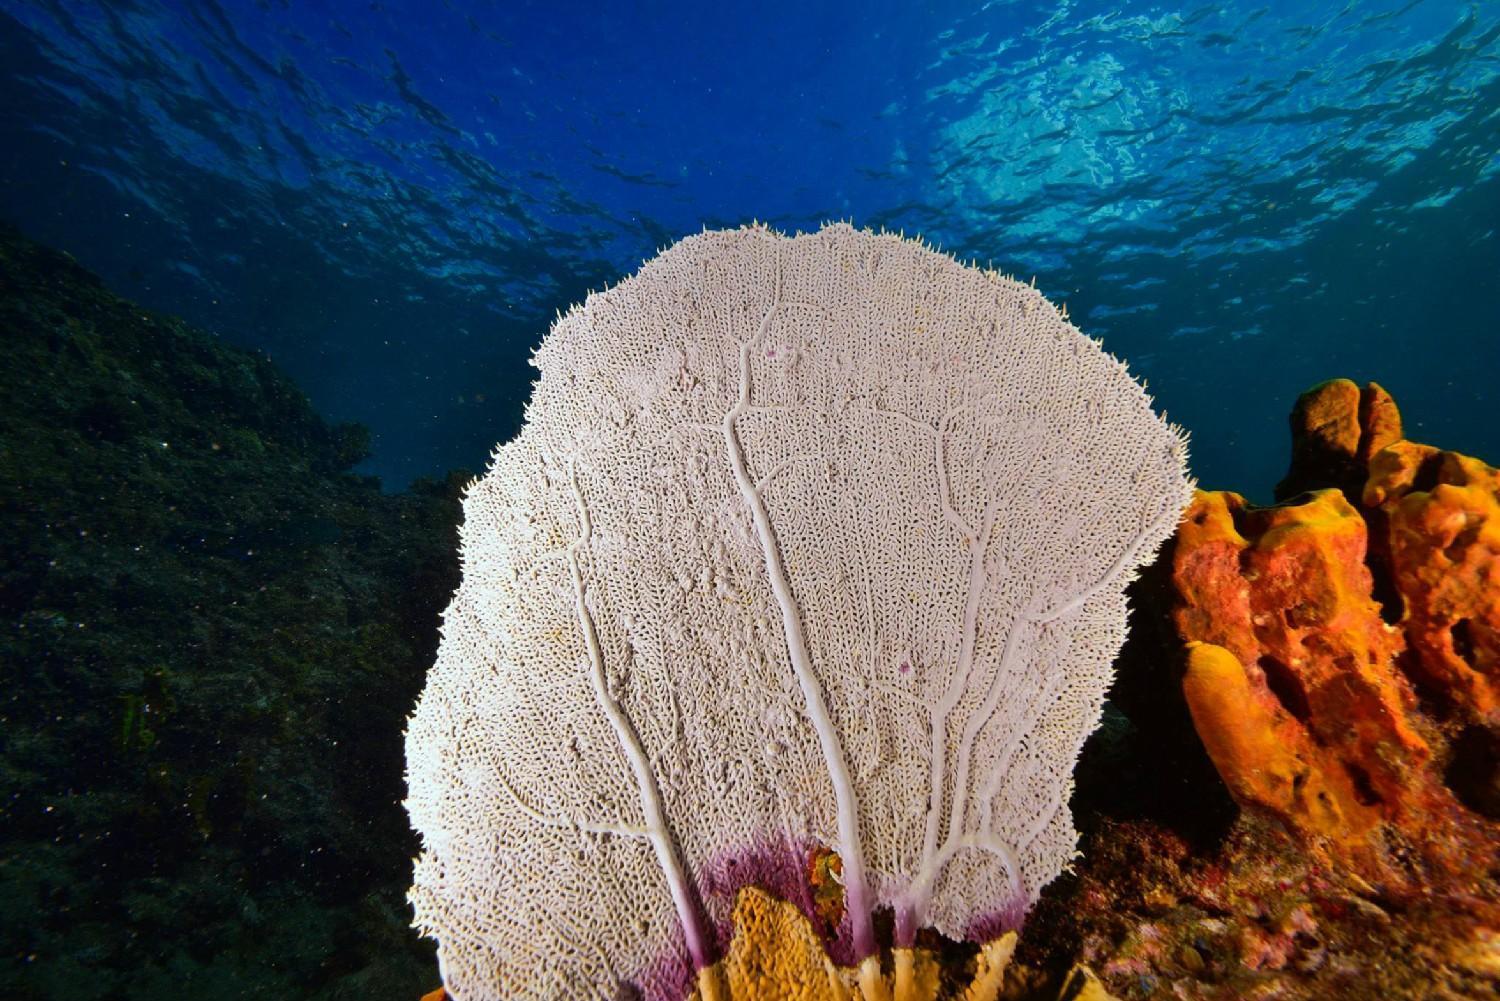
xmin=963 ymin=895 xmax=1032 ymax=944
xmin=634 ymin=834 xmax=831 ymax=999
xmin=635 ymin=833 xmax=1035 ymax=999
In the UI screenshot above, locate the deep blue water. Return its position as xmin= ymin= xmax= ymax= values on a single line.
xmin=2 ymin=0 xmax=1497 ymax=496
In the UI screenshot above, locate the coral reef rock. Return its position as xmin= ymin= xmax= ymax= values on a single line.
xmin=1169 ymin=380 xmax=1499 ymax=889
xmin=1002 ymin=379 xmax=1497 ymax=1001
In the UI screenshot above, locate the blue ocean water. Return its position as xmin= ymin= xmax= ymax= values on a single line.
xmin=1 ymin=0 xmax=1497 ymax=495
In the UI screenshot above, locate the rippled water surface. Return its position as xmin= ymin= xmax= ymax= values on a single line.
xmin=3 ymin=1 xmax=1496 ymax=492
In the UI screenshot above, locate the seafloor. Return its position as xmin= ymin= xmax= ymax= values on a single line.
xmin=1 ymin=224 xmax=1494 ymax=1000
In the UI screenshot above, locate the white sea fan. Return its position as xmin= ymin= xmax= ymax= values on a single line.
xmin=404 ymin=222 xmax=1192 ymax=1001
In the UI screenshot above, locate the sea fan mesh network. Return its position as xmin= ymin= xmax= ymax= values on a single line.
xmin=404 ymin=222 xmax=1192 ymax=1000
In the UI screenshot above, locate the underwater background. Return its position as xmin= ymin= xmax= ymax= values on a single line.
xmin=3 ymin=2 xmax=1500 ymax=1001
xmin=2 ymin=0 xmax=1497 ymax=496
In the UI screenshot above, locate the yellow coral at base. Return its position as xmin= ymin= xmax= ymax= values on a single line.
xmin=960 ymin=934 xmax=1017 ymax=1001
xmin=1054 ymin=964 xmax=1115 ymax=1001
xmin=697 ymin=886 xmax=850 ymax=1001
xmin=690 ymin=887 xmax=1043 ymax=1001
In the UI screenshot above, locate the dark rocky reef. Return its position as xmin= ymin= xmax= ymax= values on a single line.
xmin=0 ymin=224 xmax=464 ymax=999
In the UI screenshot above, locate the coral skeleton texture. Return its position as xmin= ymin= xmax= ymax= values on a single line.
xmin=404 ymin=223 xmax=1193 ymax=1000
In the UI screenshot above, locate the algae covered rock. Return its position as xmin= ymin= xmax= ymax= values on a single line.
xmin=0 ymin=223 xmax=463 ymax=1000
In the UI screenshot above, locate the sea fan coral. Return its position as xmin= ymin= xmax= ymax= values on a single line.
xmin=404 ymin=222 xmax=1192 ymax=1000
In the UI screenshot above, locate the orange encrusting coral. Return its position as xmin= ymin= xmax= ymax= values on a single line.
xmin=1274 ymin=379 xmax=1403 ymax=502
xmin=1365 ymin=442 xmax=1500 ymax=722
xmin=1171 ymin=487 xmax=1428 ymax=846
xmin=1181 ymin=640 xmax=1377 ymax=841
xmin=1167 ymin=378 xmax=1500 ymax=903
